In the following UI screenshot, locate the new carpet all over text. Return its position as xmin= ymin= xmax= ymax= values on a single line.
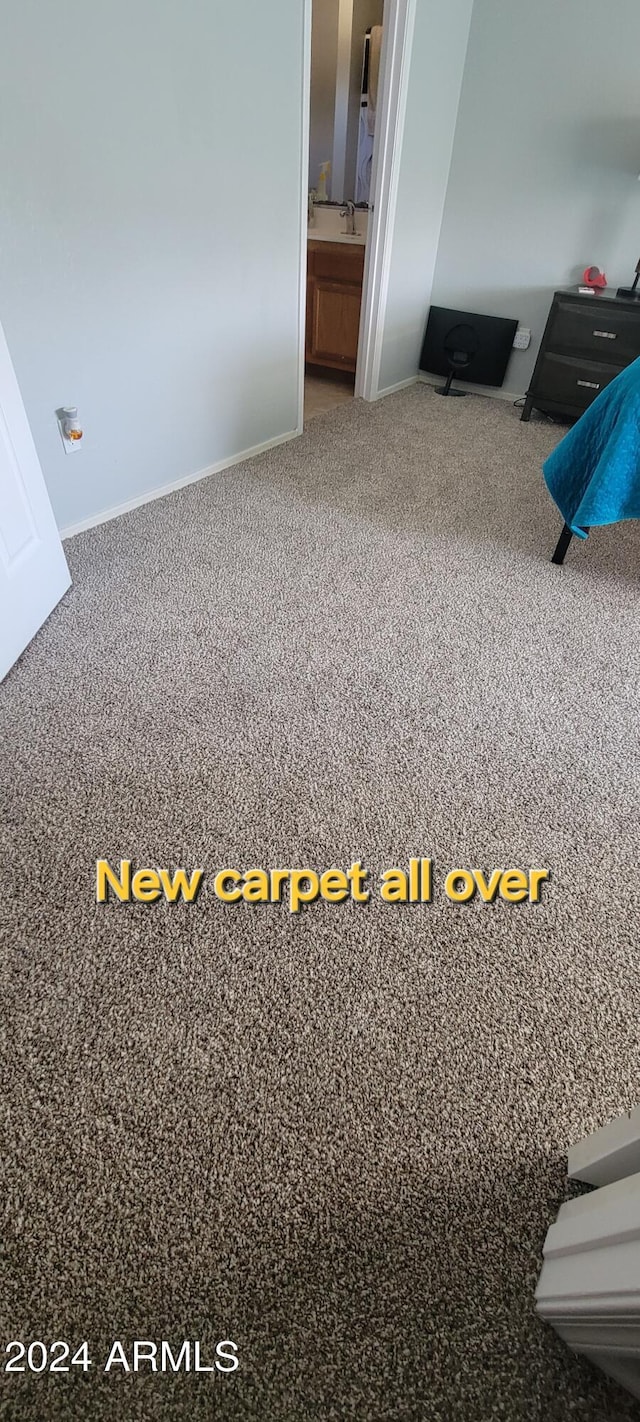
xmin=96 ymin=859 xmax=550 ymax=912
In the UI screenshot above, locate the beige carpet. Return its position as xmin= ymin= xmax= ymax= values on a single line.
xmin=2 ymin=385 xmax=640 ymax=1421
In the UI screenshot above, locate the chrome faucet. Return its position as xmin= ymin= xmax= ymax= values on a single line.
xmin=340 ymin=200 xmax=356 ymax=236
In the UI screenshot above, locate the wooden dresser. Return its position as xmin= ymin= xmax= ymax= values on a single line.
xmin=521 ymin=287 xmax=640 ymax=422
xmin=306 ymin=240 xmax=365 ymax=374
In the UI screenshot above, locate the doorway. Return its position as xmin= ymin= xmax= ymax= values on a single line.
xmin=299 ymin=0 xmax=417 ymax=427
xmin=304 ymin=0 xmax=383 ymax=423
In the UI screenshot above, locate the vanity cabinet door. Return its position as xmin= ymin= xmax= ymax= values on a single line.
xmin=306 ymin=241 xmax=365 ymax=373
xmin=307 ymin=277 xmax=362 ymax=371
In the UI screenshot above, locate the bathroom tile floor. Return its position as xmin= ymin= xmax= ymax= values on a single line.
xmin=304 ymin=372 xmax=355 ymax=421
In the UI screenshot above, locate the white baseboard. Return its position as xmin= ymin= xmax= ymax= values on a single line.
xmin=418 ymin=371 xmax=524 ymax=405
xmin=59 ymin=368 xmax=525 ymax=541
xmin=60 ymin=426 xmax=301 ymax=540
xmin=373 ymin=375 xmax=419 ymax=400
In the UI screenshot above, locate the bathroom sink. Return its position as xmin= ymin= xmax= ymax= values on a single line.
xmin=308 ymin=204 xmax=368 ymax=245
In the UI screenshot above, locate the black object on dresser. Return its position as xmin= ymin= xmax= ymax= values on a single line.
xmin=521 ymin=287 xmax=640 ymax=422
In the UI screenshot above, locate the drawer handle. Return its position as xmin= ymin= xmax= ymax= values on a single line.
xmin=577 ymin=379 xmax=600 ymax=389
xmin=592 ymin=329 xmax=616 ymax=339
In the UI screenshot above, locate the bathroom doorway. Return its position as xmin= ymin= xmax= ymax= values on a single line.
xmin=298 ymin=0 xmax=417 ymax=429
xmin=303 ymin=1 xmax=383 ymax=424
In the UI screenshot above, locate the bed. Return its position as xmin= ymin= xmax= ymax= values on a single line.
xmin=542 ymin=354 xmax=640 ymax=563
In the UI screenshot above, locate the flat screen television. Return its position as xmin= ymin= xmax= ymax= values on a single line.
xmin=420 ymin=306 xmax=518 ymax=396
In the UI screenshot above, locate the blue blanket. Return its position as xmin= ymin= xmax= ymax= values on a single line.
xmin=543 ymin=355 xmax=640 ymax=537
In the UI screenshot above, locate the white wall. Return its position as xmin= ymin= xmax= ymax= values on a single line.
xmin=376 ymin=0 xmax=473 ymax=394
xmin=431 ymin=0 xmax=640 ymax=394
xmin=0 ymin=0 xmax=304 ymax=533
xmin=309 ymin=0 xmax=340 ymax=195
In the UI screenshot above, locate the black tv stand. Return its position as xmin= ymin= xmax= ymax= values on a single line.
xmin=436 ymin=370 xmax=467 ymax=397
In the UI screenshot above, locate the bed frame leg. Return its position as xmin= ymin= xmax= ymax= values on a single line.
xmin=551 ymin=523 xmax=573 ymax=565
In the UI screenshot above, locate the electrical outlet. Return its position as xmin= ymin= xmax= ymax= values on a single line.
xmin=513 ymin=327 xmax=531 ymax=351
xmin=56 ymin=406 xmax=84 ymax=455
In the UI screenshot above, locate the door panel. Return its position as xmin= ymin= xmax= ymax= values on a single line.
xmin=0 ymin=320 xmax=71 ymax=681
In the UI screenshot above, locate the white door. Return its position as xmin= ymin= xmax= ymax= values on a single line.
xmin=0 ymin=319 xmax=70 ymax=682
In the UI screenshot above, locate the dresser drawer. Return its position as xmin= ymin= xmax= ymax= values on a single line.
xmin=547 ymin=299 xmax=640 ymax=366
xmin=533 ymin=353 xmax=620 ymax=411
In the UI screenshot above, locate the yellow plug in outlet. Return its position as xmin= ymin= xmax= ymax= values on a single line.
xmin=57 ymin=406 xmax=84 ymax=454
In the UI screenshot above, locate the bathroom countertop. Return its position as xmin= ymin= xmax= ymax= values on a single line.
xmin=308 ymin=230 xmax=366 ymax=245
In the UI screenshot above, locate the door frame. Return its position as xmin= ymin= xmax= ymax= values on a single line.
xmin=297 ymin=0 xmax=418 ymax=427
